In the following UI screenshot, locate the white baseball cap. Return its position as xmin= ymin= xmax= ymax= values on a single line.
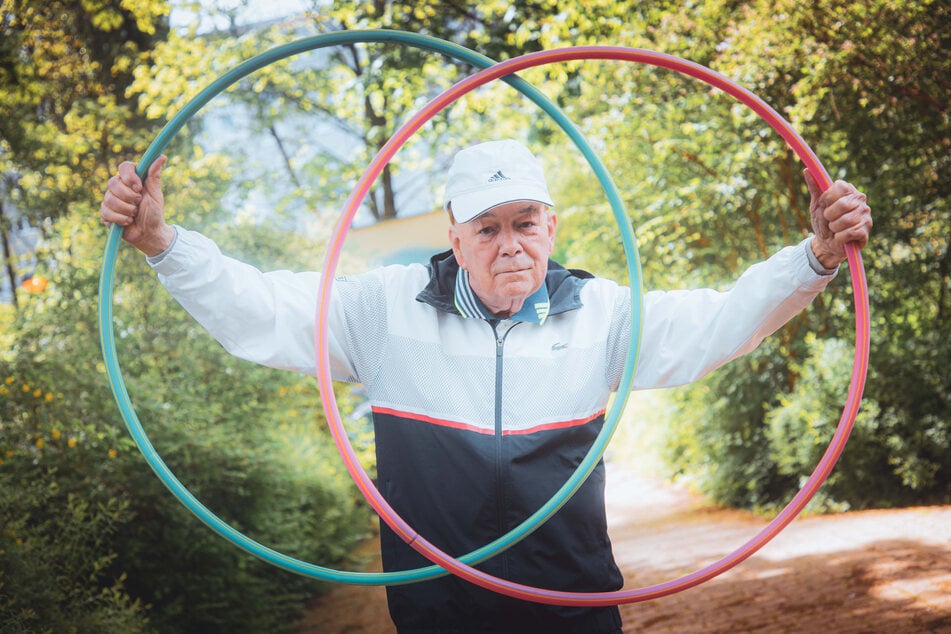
xmin=443 ymin=139 xmax=554 ymax=223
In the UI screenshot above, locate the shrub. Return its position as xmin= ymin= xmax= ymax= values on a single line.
xmin=659 ymin=330 xmax=951 ymax=513
xmin=0 ymin=447 xmax=149 ymax=634
xmin=0 ymin=216 xmax=374 ymax=633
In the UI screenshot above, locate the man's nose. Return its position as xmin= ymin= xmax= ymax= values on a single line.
xmin=498 ymin=228 xmax=522 ymax=256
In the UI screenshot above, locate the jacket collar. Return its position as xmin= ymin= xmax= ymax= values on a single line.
xmin=415 ymin=249 xmax=593 ymax=320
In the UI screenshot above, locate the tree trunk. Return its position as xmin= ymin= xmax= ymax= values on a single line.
xmin=0 ymin=200 xmax=19 ymax=310
xmin=380 ymin=162 xmax=397 ymax=220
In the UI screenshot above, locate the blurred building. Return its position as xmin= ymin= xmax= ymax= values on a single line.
xmin=347 ymin=208 xmax=449 ymax=267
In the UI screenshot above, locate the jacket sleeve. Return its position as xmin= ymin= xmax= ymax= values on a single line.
xmin=148 ymin=227 xmax=375 ymax=381
xmin=614 ymin=239 xmax=838 ymax=390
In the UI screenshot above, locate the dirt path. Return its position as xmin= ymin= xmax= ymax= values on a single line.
xmin=297 ymin=464 xmax=951 ymax=633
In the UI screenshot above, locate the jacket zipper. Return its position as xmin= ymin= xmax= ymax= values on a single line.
xmin=491 ymin=320 xmax=518 ymax=579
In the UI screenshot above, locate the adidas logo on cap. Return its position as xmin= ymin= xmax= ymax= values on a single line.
xmin=487 ymin=170 xmax=511 ymax=183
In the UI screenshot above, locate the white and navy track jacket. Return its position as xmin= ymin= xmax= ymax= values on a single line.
xmin=150 ymin=227 xmax=835 ymax=633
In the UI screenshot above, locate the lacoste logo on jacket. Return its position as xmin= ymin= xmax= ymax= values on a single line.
xmin=487 ymin=170 xmax=511 ymax=183
xmin=551 ymin=342 xmax=568 ymax=351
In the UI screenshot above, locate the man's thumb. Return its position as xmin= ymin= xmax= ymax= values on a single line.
xmin=145 ymin=155 xmax=167 ymax=191
xmin=802 ymin=167 xmax=823 ymax=202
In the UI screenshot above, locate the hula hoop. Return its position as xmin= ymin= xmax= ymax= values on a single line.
xmin=99 ymin=30 xmax=643 ymax=586
xmin=316 ymin=46 xmax=870 ymax=605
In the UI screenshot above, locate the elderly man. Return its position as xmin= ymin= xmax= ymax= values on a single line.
xmin=101 ymin=139 xmax=871 ymax=634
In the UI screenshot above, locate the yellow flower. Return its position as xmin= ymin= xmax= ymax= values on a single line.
xmin=35 ymin=437 xmax=45 ymax=449
xmin=4 ymin=376 xmax=13 ymax=384
xmin=68 ymin=438 xmax=77 ymax=448
xmin=108 ymin=448 xmax=117 ymax=458
xmin=4 ymin=450 xmax=12 ymax=458
xmin=45 ymin=392 xmax=53 ymax=402
xmin=0 ymin=386 xmax=7 ymax=395
xmin=21 ymin=384 xmax=30 ymax=392
xmin=51 ymin=429 xmax=61 ymax=440
xmin=33 ymin=388 xmax=42 ymax=398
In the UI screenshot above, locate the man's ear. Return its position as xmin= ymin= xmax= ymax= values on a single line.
xmin=547 ymin=211 xmax=558 ymax=253
xmin=449 ymin=225 xmax=467 ymax=270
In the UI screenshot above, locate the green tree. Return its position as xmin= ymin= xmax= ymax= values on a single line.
xmin=297 ymin=0 xmax=642 ymax=220
xmin=1 ymin=163 xmax=375 ymax=632
xmin=0 ymin=0 xmax=169 ymax=308
xmin=573 ymin=0 xmax=951 ymax=510
xmin=526 ymin=0 xmax=948 ymax=510
xmin=128 ymin=0 xmax=664 ymax=227
xmin=1 ymin=2 xmax=376 ymax=630
xmin=736 ymin=0 xmax=951 ymax=507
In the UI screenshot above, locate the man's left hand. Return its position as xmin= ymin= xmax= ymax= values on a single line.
xmin=804 ymin=168 xmax=873 ymax=269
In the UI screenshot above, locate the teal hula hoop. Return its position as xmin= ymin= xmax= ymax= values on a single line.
xmin=98 ymin=29 xmax=643 ymax=585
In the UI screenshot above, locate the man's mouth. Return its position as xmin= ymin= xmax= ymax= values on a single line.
xmin=496 ymin=267 xmax=529 ymax=276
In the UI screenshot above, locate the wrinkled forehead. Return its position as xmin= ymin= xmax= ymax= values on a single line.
xmin=474 ymin=202 xmax=548 ymax=222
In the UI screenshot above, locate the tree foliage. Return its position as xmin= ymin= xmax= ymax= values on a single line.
xmin=0 ymin=0 xmax=168 ymax=309
xmin=555 ymin=0 xmax=950 ymax=510
xmin=676 ymin=0 xmax=950 ymax=509
xmin=1 ymin=177 xmax=375 ymax=633
xmin=127 ymin=0 xmax=673 ymax=226
xmin=1 ymin=3 xmax=374 ymax=630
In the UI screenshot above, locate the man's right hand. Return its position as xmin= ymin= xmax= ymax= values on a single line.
xmin=100 ymin=155 xmax=175 ymax=256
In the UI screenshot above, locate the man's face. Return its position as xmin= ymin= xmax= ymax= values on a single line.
xmin=449 ymin=201 xmax=557 ymax=317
